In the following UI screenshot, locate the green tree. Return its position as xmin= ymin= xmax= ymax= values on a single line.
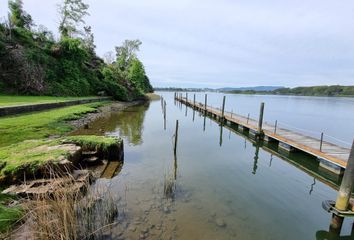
xmin=115 ymin=39 xmax=141 ymax=71
xmin=8 ymin=0 xmax=33 ymax=29
xmin=58 ymin=0 xmax=89 ymax=38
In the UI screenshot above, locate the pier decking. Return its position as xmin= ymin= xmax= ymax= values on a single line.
xmin=176 ymin=95 xmax=351 ymax=172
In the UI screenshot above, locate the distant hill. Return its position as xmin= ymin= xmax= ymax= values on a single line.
xmin=218 ymin=86 xmax=284 ymax=92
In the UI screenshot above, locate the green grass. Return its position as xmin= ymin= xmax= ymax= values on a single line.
xmin=0 ymin=102 xmax=106 ymax=148
xmin=0 ymin=194 xmax=23 ymax=233
xmin=0 ymin=135 xmax=120 ymax=179
xmin=0 ymin=95 xmax=99 ymax=107
xmin=0 ymin=139 xmax=67 ymax=176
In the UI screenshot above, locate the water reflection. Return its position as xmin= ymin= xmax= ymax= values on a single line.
xmin=72 ymin=103 xmax=150 ymax=146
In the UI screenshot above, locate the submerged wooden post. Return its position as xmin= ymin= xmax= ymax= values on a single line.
xmin=320 ymin=132 xmax=324 ymax=152
xmin=174 ymin=120 xmax=179 ymax=155
xmin=221 ymin=96 xmax=226 ymax=120
xmin=330 ymin=140 xmax=354 ymax=233
xmin=204 ymin=94 xmax=208 ymax=113
xmin=258 ymin=102 xmax=265 ymax=134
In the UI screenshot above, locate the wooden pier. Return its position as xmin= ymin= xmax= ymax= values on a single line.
xmin=176 ymin=95 xmax=351 ymax=174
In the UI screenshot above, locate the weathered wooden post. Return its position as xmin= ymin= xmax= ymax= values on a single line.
xmin=258 ymin=102 xmax=265 ymax=134
xmin=330 ymin=140 xmax=354 ymax=233
xmin=186 ymin=92 xmax=188 ymax=103
xmin=274 ymin=120 xmax=278 ymax=134
xmin=320 ymin=132 xmax=324 ymax=152
xmin=174 ymin=120 xmax=179 ymax=155
xmin=247 ymin=113 xmax=250 ymax=124
xmin=193 ymin=94 xmax=196 ymax=108
xmin=204 ymin=94 xmax=208 ymax=114
xmin=221 ymin=96 xmax=226 ymax=121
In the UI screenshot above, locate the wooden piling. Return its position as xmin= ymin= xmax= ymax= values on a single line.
xmin=204 ymin=94 xmax=208 ymax=113
xmin=174 ymin=120 xmax=179 ymax=155
xmin=330 ymin=140 xmax=354 ymax=232
xmin=274 ymin=120 xmax=278 ymax=134
xmin=320 ymin=132 xmax=324 ymax=152
xmin=221 ymin=96 xmax=226 ymax=120
xmin=247 ymin=113 xmax=250 ymax=124
xmin=193 ymin=94 xmax=196 ymax=108
xmin=258 ymin=102 xmax=265 ymax=134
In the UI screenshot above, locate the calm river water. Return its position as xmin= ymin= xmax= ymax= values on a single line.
xmin=75 ymin=92 xmax=354 ymax=240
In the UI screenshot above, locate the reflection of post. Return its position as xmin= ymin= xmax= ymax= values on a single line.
xmin=252 ymin=144 xmax=260 ymax=174
xmin=309 ymin=178 xmax=316 ymax=195
xmin=219 ymin=124 xmax=223 ymax=147
xmin=193 ymin=107 xmax=195 ymax=122
xmin=269 ymin=154 xmax=273 ymax=167
xmin=203 ymin=115 xmax=206 ymax=132
xmin=185 ymin=102 xmax=188 ymax=116
xmin=330 ymin=140 xmax=354 ymax=233
xmin=174 ymin=120 xmax=179 ymax=155
xmin=174 ymin=153 xmax=178 ymax=180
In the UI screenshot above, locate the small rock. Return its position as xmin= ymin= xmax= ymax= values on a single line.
xmin=128 ymin=226 xmax=136 ymax=232
xmin=216 ymin=218 xmax=226 ymax=227
xmin=163 ymin=206 xmax=170 ymax=213
xmin=141 ymin=227 xmax=149 ymax=234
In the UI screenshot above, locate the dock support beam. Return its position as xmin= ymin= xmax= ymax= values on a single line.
xmin=330 ymin=140 xmax=354 ymax=233
xmin=221 ymin=96 xmax=226 ymax=121
xmin=258 ymin=102 xmax=265 ymax=134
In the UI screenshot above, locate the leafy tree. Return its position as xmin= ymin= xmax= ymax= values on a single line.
xmin=82 ymin=25 xmax=95 ymax=53
xmin=115 ymin=39 xmax=141 ymax=71
xmin=8 ymin=0 xmax=33 ymax=29
xmin=58 ymin=0 xmax=89 ymax=38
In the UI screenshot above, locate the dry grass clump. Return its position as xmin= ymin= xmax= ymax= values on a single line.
xmin=21 ymin=169 xmax=119 ymax=240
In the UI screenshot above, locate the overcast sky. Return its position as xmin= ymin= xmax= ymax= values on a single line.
xmin=1 ymin=0 xmax=354 ymax=88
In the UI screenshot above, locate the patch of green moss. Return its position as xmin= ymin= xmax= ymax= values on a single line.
xmin=64 ymin=135 xmax=120 ymax=152
xmin=0 ymin=102 xmax=108 ymax=148
xmin=0 ymin=139 xmax=68 ymax=176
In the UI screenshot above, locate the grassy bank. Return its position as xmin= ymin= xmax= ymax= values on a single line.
xmin=0 ymin=101 xmax=119 ymax=233
xmin=0 ymin=102 xmax=107 ymax=148
xmin=0 ymin=95 xmax=100 ymax=107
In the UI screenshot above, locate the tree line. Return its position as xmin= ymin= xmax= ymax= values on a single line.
xmin=228 ymin=85 xmax=354 ymax=97
xmin=0 ymin=0 xmax=153 ymax=100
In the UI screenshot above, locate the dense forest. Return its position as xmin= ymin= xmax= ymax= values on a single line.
xmin=227 ymin=85 xmax=354 ymax=97
xmin=0 ymin=0 xmax=153 ymax=101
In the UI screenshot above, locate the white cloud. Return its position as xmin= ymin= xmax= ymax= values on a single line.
xmin=1 ymin=0 xmax=354 ymax=88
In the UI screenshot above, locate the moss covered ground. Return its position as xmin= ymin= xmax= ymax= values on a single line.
xmin=0 ymin=95 xmax=98 ymax=107
xmin=0 ymin=102 xmax=106 ymax=147
xmin=0 ymin=101 xmax=122 ymax=233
